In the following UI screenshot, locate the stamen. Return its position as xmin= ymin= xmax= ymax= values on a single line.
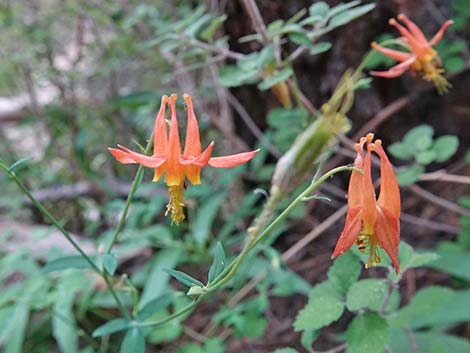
xmin=357 ymin=232 xmax=382 ymax=268
xmin=165 ymin=183 xmax=186 ymax=225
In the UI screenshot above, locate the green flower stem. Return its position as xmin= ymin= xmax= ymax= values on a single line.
xmin=0 ymin=159 xmax=131 ymax=320
xmin=208 ymin=164 xmax=361 ymax=291
xmin=105 ymin=134 xmax=154 ymax=253
xmin=135 ymin=296 xmax=203 ymax=328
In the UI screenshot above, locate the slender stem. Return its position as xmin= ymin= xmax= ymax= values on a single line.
xmin=0 ymin=159 xmax=131 ymax=320
xmin=0 ymin=160 xmax=99 ymax=272
xmin=208 ymin=165 xmax=361 ymax=290
xmin=103 ymin=275 xmax=131 ymax=320
xmin=136 ymin=296 xmax=203 ymax=328
xmin=105 ymin=134 xmax=154 ymax=253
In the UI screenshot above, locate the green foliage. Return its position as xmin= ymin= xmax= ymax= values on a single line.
xmin=346 ymin=313 xmax=390 ymax=353
xmin=164 ymin=269 xmax=204 ymax=288
xmin=388 ymin=125 xmax=460 ymax=185
xmin=294 ymin=282 xmax=345 ymax=331
xmin=208 ymin=242 xmax=226 ymax=282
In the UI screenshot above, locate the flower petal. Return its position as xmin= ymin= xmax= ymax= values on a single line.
xmin=116 ymin=145 xmax=166 ymax=168
xmin=429 ymin=20 xmax=454 ymax=46
xmin=371 ymin=42 xmax=412 ymax=62
xmin=154 ymin=95 xmax=169 ymax=155
xmin=362 ymin=134 xmax=377 ymax=235
xmin=370 ymin=55 xmax=416 ymax=78
xmin=108 ymin=147 xmax=137 ymax=164
xmin=183 ymin=94 xmax=202 ymax=157
xmin=180 ymin=141 xmax=214 ymax=167
xmin=372 ymin=141 xmax=401 ymax=219
xmin=165 ymin=94 xmax=184 ymax=186
xmin=397 ymin=14 xmax=429 ymax=46
xmin=332 ymin=206 xmax=363 ymax=258
xmin=208 ymin=149 xmax=259 ymax=168
xmin=389 ymin=18 xmax=423 ymax=53
xmin=375 ymin=205 xmax=400 ymax=274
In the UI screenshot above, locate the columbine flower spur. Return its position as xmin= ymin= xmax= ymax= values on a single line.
xmin=109 ymin=94 xmax=259 ymax=224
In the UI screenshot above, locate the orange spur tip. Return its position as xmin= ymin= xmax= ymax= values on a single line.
xmin=397 ymin=14 xmax=405 ymax=20
xmin=389 ymin=18 xmax=397 ymax=25
xmin=169 ymin=93 xmax=178 ymax=101
xmin=183 ymin=93 xmax=192 ymax=102
xmin=366 ymin=132 xmax=375 ymax=141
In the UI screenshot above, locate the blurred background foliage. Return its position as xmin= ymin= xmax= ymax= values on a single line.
xmin=0 ymin=0 xmax=469 ymax=353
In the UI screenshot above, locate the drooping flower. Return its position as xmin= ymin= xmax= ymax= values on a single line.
xmin=332 ymin=133 xmax=401 ymax=273
xmin=371 ymin=14 xmax=453 ymax=93
xmin=109 ymin=94 xmax=259 ymax=224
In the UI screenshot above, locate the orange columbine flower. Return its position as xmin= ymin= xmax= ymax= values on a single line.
xmin=109 ymin=94 xmax=259 ymax=224
xmin=332 ymin=133 xmax=401 ymax=273
xmin=371 ymin=14 xmax=453 ymax=93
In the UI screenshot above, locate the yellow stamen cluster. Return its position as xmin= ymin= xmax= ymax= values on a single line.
xmin=356 ymin=232 xmax=382 ymax=268
xmin=165 ymin=183 xmax=186 ymax=225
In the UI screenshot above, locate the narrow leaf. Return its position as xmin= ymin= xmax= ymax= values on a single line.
xmin=164 ymin=268 xmax=204 ymax=288
xmin=92 ymin=318 xmax=132 ymax=337
xmin=102 ymin=253 xmax=118 ymax=275
xmin=137 ymin=293 xmax=174 ymax=321
xmin=208 ymin=242 xmax=226 ymax=282
xmin=43 ymin=256 xmax=93 ymax=273
xmin=8 ymin=157 xmax=33 ymax=173
xmin=120 ymin=327 xmax=145 ymax=353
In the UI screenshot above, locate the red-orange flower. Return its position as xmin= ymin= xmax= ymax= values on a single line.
xmin=109 ymin=94 xmax=259 ymax=224
xmin=332 ymin=133 xmax=401 ymax=273
xmin=371 ymin=14 xmax=453 ymax=93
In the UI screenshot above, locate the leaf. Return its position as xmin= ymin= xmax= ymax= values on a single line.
xmin=346 ymin=279 xmax=391 ymax=312
xmin=102 ymin=253 xmax=118 ymax=275
xmin=294 ymin=281 xmax=344 ymax=331
xmin=427 ymin=248 xmax=470 ymax=281
xmin=301 ymin=330 xmax=319 ymax=352
xmin=346 ymin=313 xmax=390 ymax=353
xmin=8 ymin=157 xmax=33 ymax=173
xmin=309 ymin=2 xmax=329 ymax=17
xmin=388 ymin=142 xmax=414 ymax=160
xmin=403 ymin=124 xmax=434 ymax=151
xmin=120 ymin=328 xmax=145 ymax=353
xmin=329 ymin=3 xmax=375 ymax=28
xmin=200 ymin=15 xmax=227 ymax=41
xmin=432 ymin=135 xmax=459 ymax=162
xmin=396 ymin=165 xmax=425 ymax=186
xmin=92 ymin=318 xmax=132 ymax=337
xmin=308 ymin=42 xmax=332 ymax=55
xmin=396 ymin=242 xmax=439 ymax=274
xmin=408 ymin=290 xmax=470 ymax=329
xmin=4 ymin=303 xmax=29 ymax=353
xmin=137 ymin=293 xmax=174 ymax=321
xmin=192 ymin=193 xmax=225 ymax=246
xmin=139 ymin=248 xmax=181 ymax=308
xmin=208 ymin=242 xmax=226 ymax=282
xmin=390 ymin=286 xmax=455 ymax=328
xmin=288 ymin=32 xmax=312 ymax=47
xmin=328 ymin=251 xmax=362 ymax=296
xmin=164 ymin=268 xmax=204 ymax=288
xmin=415 ymin=150 xmax=437 ymax=165
xmin=390 ymin=331 xmax=470 ymax=353
xmin=43 ymin=255 xmax=93 ymax=273
xmin=258 ymin=67 xmax=293 ymax=90
xmin=52 ymin=282 xmax=78 ymax=353
xmin=218 ymin=65 xmax=259 ymax=87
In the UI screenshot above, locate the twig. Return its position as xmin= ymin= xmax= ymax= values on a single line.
xmin=316 ymin=343 xmax=347 ymax=353
xmin=404 ymin=326 xmax=420 ymax=353
xmin=408 ymin=184 xmax=470 ymax=216
xmin=418 ymin=170 xmax=470 ymax=185
xmin=175 ymin=33 xmax=246 ymax=60
xmin=226 ymin=92 xmax=282 ymax=158
xmin=240 ymin=0 xmax=269 ymax=45
xmin=401 ymin=212 xmax=459 ymax=234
